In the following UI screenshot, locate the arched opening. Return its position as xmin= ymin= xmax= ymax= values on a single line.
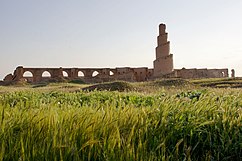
xmin=63 ymin=71 xmax=68 ymax=77
xmin=23 ymin=71 xmax=33 ymax=77
xmin=110 ymin=71 xmax=114 ymax=76
xmin=78 ymin=71 xmax=85 ymax=77
xmin=92 ymin=71 xmax=99 ymax=77
xmin=23 ymin=71 xmax=33 ymax=82
xmin=222 ymin=72 xmax=225 ymax=77
xmin=42 ymin=71 xmax=51 ymax=77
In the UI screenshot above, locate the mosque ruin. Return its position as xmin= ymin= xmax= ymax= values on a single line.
xmin=1 ymin=24 xmax=233 ymax=84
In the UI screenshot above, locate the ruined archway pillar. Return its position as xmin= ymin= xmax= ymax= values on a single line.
xmin=52 ymin=68 xmax=63 ymax=79
xmin=85 ymin=70 xmax=93 ymax=78
xmin=231 ymin=69 xmax=235 ymax=78
xmin=13 ymin=66 xmax=24 ymax=81
xmin=33 ymin=70 xmax=43 ymax=83
xmin=70 ymin=68 xmax=78 ymax=78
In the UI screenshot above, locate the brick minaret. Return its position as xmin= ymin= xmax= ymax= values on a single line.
xmin=153 ymin=24 xmax=173 ymax=77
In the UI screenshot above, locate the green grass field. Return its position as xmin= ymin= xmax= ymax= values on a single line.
xmin=0 ymin=78 xmax=241 ymax=160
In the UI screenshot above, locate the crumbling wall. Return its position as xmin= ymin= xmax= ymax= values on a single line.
xmin=174 ymin=68 xmax=228 ymax=79
xmin=2 ymin=66 xmax=231 ymax=84
xmin=132 ymin=68 xmax=150 ymax=81
xmin=3 ymin=66 xmax=154 ymax=84
xmin=3 ymin=74 xmax=14 ymax=82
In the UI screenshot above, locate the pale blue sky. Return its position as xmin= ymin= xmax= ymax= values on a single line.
xmin=0 ymin=0 xmax=242 ymax=79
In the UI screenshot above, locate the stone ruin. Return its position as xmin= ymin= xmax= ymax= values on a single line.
xmin=3 ymin=67 xmax=153 ymax=84
xmin=1 ymin=23 xmax=234 ymax=85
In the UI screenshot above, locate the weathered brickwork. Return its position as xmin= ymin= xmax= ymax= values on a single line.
xmin=3 ymin=66 xmax=153 ymax=83
xmin=153 ymin=24 xmax=173 ymax=77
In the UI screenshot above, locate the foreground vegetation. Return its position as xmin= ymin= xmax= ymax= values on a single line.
xmin=0 ymin=79 xmax=242 ymax=160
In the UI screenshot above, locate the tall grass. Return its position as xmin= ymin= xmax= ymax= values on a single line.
xmin=0 ymin=89 xmax=241 ymax=160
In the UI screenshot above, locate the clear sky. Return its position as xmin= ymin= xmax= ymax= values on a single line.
xmin=0 ymin=0 xmax=242 ymax=80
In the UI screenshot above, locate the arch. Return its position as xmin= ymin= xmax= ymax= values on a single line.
xmin=23 ymin=71 xmax=34 ymax=83
xmin=63 ymin=71 xmax=68 ymax=77
xmin=42 ymin=71 xmax=51 ymax=77
xmin=92 ymin=71 xmax=99 ymax=77
xmin=221 ymin=72 xmax=225 ymax=77
xmin=110 ymin=71 xmax=114 ymax=76
xmin=78 ymin=71 xmax=85 ymax=77
xmin=23 ymin=71 xmax=33 ymax=77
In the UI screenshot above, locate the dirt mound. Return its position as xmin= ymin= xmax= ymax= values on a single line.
xmin=82 ymin=81 xmax=134 ymax=92
xmin=151 ymin=78 xmax=191 ymax=87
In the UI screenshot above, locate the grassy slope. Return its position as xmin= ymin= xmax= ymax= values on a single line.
xmin=0 ymin=79 xmax=242 ymax=160
xmin=190 ymin=77 xmax=242 ymax=88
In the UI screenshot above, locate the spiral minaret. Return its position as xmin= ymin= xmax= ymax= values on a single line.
xmin=153 ymin=24 xmax=173 ymax=77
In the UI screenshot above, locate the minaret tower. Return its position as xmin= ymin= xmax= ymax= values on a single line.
xmin=153 ymin=23 xmax=173 ymax=77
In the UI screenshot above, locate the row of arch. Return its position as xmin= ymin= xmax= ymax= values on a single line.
xmin=22 ymin=70 xmax=115 ymax=78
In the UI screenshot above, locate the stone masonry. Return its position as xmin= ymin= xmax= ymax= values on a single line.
xmin=153 ymin=24 xmax=173 ymax=77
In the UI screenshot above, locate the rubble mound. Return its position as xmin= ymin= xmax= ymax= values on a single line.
xmin=151 ymin=78 xmax=191 ymax=87
xmin=82 ymin=81 xmax=134 ymax=92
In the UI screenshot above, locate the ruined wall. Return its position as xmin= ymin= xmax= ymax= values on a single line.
xmin=4 ymin=66 xmax=153 ymax=84
xmin=174 ymin=68 xmax=229 ymax=79
xmin=133 ymin=68 xmax=153 ymax=81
